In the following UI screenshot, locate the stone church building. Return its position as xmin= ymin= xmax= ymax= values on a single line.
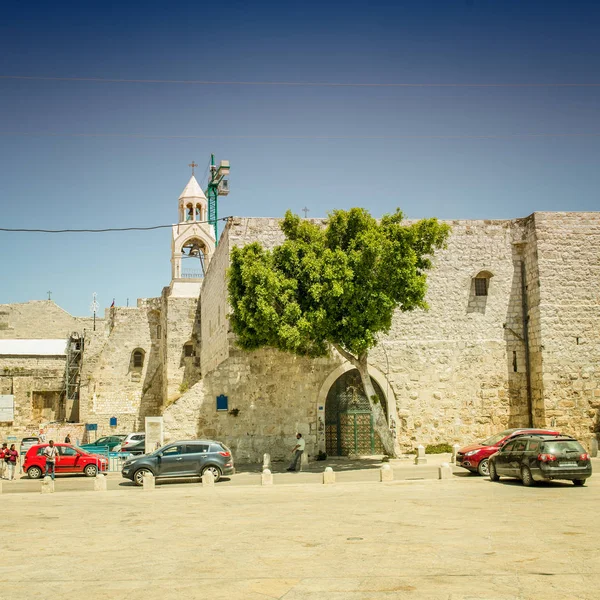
xmin=1 ymin=173 xmax=599 ymax=459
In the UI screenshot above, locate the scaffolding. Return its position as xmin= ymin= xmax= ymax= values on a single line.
xmin=63 ymin=332 xmax=84 ymax=422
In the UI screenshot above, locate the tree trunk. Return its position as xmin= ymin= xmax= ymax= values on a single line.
xmin=332 ymin=344 xmax=397 ymax=457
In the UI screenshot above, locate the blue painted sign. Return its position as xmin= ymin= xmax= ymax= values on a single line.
xmin=86 ymin=423 xmax=98 ymax=431
xmin=109 ymin=417 xmax=118 ymax=427
xmin=216 ymin=395 xmax=228 ymax=411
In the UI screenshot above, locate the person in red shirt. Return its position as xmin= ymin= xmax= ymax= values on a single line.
xmin=0 ymin=443 xmax=7 ymax=479
xmin=4 ymin=444 xmax=18 ymax=480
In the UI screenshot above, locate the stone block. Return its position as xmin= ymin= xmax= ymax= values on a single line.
xmin=41 ymin=476 xmax=55 ymax=494
xmin=323 ymin=467 xmax=335 ymax=485
xmin=94 ymin=474 xmax=107 ymax=492
xmin=143 ymin=472 xmax=155 ymax=491
xmin=261 ymin=468 xmax=273 ymax=486
xmin=202 ymin=470 xmax=215 ymax=487
xmin=300 ymin=452 xmax=309 ymax=471
xmin=438 ymin=462 xmax=453 ymax=480
xmin=379 ymin=464 xmax=394 ymax=482
xmin=415 ymin=445 xmax=427 ymax=465
xmin=262 ymin=453 xmax=271 ymax=470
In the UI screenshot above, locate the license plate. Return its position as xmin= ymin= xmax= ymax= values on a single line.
xmin=559 ymin=461 xmax=577 ymax=467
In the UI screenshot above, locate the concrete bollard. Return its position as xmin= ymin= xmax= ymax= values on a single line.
xmin=94 ymin=474 xmax=107 ymax=491
xmin=591 ymin=438 xmax=598 ymax=458
xmin=438 ymin=462 xmax=453 ymax=480
xmin=261 ymin=468 xmax=273 ymax=486
xmin=142 ymin=472 xmax=155 ymax=491
xmin=300 ymin=452 xmax=309 ymax=472
xmin=380 ymin=464 xmax=394 ymax=482
xmin=41 ymin=476 xmax=55 ymax=494
xmin=262 ymin=453 xmax=271 ymax=470
xmin=323 ymin=467 xmax=335 ymax=484
xmin=452 ymin=444 xmax=460 ymax=464
xmin=415 ymin=445 xmax=427 ymax=465
xmin=202 ymin=470 xmax=215 ymax=488
xmin=0 ymin=479 xmax=3 ymax=494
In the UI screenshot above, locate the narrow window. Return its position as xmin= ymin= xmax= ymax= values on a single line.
xmin=512 ymin=351 xmax=518 ymax=372
xmin=184 ymin=343 xmax=194 ymax=358
xmin=474 ymin=277 xmax=488 ymax=296
xmin=133 ymin=350 xmax=144 ymax=368
xmin=157 ymin=324 xmax=162 ymax=339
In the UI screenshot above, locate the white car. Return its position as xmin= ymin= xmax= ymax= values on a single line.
xmin=120 ymin=433 xmax=146 ymax=455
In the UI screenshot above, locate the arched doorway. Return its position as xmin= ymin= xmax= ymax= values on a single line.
xmin=325 ymin=369 xmax=388 ymax=456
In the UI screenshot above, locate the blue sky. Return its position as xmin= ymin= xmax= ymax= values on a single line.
xmin=1 ymin=0 xmax=599 ymax=316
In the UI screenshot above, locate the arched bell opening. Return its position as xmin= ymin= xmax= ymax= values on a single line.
xmin=180 ymin=237 xmax=208 ymax=278
xmin=325 ymin=369 xmax=388 ymax=456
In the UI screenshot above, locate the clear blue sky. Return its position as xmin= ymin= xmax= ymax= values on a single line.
xmin=1 ymin=0 xmax=599 ymax=316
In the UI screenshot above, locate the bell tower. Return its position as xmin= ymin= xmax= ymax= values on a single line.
xmin=170 ymin=162 xmax=216 ymax=297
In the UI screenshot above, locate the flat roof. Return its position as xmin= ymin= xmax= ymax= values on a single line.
xmin=0 ymin=339 xmax=67 ymax=356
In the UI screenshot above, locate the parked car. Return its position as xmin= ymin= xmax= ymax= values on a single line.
xmin=489 ymin=435 xmax=592 ymax=486
xmin=79 ymin=435 xmax=127 ymax=453
xmin=121 ymin=440 xmax=234 ymax=486
xmin=20 ymin=437 xmax=40 ymax=453
xmin=120 ymin=433 xmax=146 ymax=455
xmin=456 ymin=428 xmax=560 ymax=476
xmin=23 ymin=443 xmax=109 ymax=479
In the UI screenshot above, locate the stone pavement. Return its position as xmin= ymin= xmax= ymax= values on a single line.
xmin=0 ymin=471 xmax=598 ymax=599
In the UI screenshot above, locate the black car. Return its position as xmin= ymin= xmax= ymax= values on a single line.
xmin=489 ymin=435 xmax=592 ymax=486
xmin=121 ymin=439 xmax=234 ymax=486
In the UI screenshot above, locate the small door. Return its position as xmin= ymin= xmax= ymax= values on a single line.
xmin=508 ymin=439 xmax=528 ymax=475
xmin=183 ymin=443 xmax=210 ymax=475
xmin=494 ymin=440 xmax=514 ymax=475
xmin=56 ymin=446 xmax=78 ymax=473
xmin=157 ymin=444 xmax=186 ymax=476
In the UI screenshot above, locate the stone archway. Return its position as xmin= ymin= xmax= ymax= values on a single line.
xmin=324 ymin=369 xmax=388 ymax=456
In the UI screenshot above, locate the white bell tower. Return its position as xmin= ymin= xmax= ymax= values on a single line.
xmin=170 ymin=162 xmax=216 ymax=297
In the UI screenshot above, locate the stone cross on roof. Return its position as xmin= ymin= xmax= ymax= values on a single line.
xmin=188 ymin=161 xmax=198 ymax=176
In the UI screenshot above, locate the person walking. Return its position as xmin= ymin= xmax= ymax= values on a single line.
xmin=43 ymin=440 xmax=60 ymax=480
xmin=5 ymin=444 xmax=18 ymax=480
xmin=64 ymin=433 xmax=71 ymax=444
xmin=286 ymin=433 xmax=305 ymax=472
xmin=0 ymin=443 xmax=7 ymax=479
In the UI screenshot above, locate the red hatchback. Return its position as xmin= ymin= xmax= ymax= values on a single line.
xmin=456 ymin=428 xmax=560 ymax=476
xmin=23 ymin=443 xmax=109 ymax=479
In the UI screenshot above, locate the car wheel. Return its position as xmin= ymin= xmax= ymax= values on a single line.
xmin=134 ymin=468 xmax=152 ymax=486
xmin=84 ymin=464 xmax=98 ymax=477
xmin=521 ymin=465 xmax=534 ymax=487
xmin=201 ymin=465 xmax=222 ymax=482
xmin=27 ymin=466 xmax=43 ymax=479
xmin=477 ymin=459 xmax=490 ymax=477
xmin=488 ymin=461 xmax=500 ymax=482
xmin=573 ymin=479 xmax=586 ymax=486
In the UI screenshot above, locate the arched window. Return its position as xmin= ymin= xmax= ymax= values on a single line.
xmin=132 ymin=349 xmax=145 ymax=369
xmin=186 ymin=203 xmax=194 ymax=221
xmin=195 ymin=204 xmax=202 ymax=221
xmin=473 ymin=270 xmax=493 ymax=296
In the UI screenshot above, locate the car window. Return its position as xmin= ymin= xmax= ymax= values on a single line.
xmin=527 ymin=440 xmax=541 ymax=452
xmin=185 ymin=444 xmax=209 ymax=454
xmin=513 ymin=440 xmax=527 ymax=452
xmin=501 ymin=441 xmax=516 ymax=452
xmin=210 ymin=444 xmax=226 ymax=453
xmin=162 ymin=445 xmax=183 ymax=456
xmin=36 ymin=447 xmax=47 ymax=456
xmin=59 ymin=446 xmax=77 ymax=456
xmin=96 ymin=437 xmax=110 ymax=444
xmin=542 ymin=440 xmax=584 ymax=454
xmin=131 ymin=435 xmax=144 ymax=441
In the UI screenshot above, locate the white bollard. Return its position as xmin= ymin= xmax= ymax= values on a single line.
xmin=262 ymin=453 xmax=271 ymax=470
xmin=591 ymin=438 xmax=598 ymax=458
xmin=300 ymin=452 xmax=309 ymax=472
xmin=323 ymin=467 xmax=335 ymax=484
xmin=415 ymin=445 xmax=427 ymax=465
xmin=94 ymin=474 xmax=107 ymax=491
xmin=261 ymin=468 xmax=273 ymax=486
xmin=142 ymin=472 xmax=155 ymax=491
xmin=41 ymin=476 xmax=55 ymax=494
xmin=438 ymin=462 xmax=453 ymax=480
xmin=202 ymin=470 xmax=215 ymax=488
xmin=452 ymin=444 xmax=460 ymax=464
xmin=380 ymin=464 xmax=394 ymax=482
xmin=0 ymin=479 xmax=3 ymax=494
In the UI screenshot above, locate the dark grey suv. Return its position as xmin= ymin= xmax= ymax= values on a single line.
xmin=121 ymin=440 xmax=234 ymax=486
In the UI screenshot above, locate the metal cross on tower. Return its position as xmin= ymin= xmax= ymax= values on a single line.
xmin=302 ymin=207 xmax=310 ymax=218
xmin=188 ymin=161 xmax=198 ymax=176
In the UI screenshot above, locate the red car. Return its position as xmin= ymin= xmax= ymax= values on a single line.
xmin=456 ymin=428 xmax=560 ymax=476
xmin=23 ymin=443 xmax=109 ymax=479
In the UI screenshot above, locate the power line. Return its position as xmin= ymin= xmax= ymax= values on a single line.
xmin=0 ymin=217 xmax=231 ymax=234
xmin=2 ymin=131 xmax=600 ymax=140
xmin=1 ymin=75 xmax=600 ymax=87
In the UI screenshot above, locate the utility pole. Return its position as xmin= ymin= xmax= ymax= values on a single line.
xmin=206 ymin=153 xmax=230 ymax=244
xmin=90 ymin=292 xmax=99 ymax=332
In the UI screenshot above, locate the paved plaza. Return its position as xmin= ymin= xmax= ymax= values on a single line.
xmin=0 ymin=467 xmax=598 ymax=600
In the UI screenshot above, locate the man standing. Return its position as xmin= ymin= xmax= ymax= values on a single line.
xmin=286 ymin=433 xmax=305 ymax=472
xmin=0 ymin=443 xmax=7 ymax=479
xmin=43 ymin=440 xmax=60 ymax=480
xmin=5 ymin=444 xmax=18 ymax=480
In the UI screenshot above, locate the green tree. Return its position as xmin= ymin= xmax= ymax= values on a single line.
xmin=228 ymin=208 xmax=450 ymax=456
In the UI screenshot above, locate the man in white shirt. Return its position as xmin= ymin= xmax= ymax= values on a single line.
xmin=286 ymin=433 xmax=305 ymax=472
xmin=43 ymin=440 xmax=60 ymax=480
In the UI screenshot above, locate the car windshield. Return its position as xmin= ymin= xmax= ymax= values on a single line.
xmin=481 ymin=431 xmax=513 ymax=446
xmin=542 ymin=440 xmax=584 ymax=454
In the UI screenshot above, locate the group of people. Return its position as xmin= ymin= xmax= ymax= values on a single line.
xmin=0 ymin=443 xmax=18 ymax=480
